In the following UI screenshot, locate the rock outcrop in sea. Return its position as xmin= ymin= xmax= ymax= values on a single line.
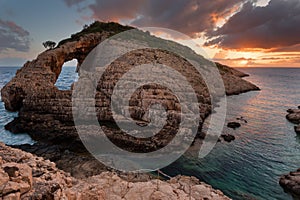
xmin=281 ymin=107 xmax=300 ymax=198
xmin=280 ymin=168 xmax=300 ymax=199
xmin=1 ymin=22 xmax=259 ymax=150
xmin=286 ymin=108 xmax=300 ymax=134
xmin=0 ymin=21 xmax=260 ymax=199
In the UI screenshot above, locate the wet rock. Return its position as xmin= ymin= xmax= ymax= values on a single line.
xmin=286 ymin=107 xmax=300 ymax=134
xmin=221 ymin=134 xmax=236 ymax=142
xmin=280 ymin=168 xmax=300 ymax=198
xmin=227 ymin=122 xmax=241 ymax=129
xmin=286 ymin=109 xmax=300 ymax=124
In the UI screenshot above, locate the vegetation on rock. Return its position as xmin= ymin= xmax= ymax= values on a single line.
xmin=58 ymin=21 xmax=134 ymax=46
xmin=42 ymin=41 xmax=56 ymax=49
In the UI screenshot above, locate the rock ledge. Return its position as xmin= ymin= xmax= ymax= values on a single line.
xmin=0 ymin=142 xmax=230 ymax=200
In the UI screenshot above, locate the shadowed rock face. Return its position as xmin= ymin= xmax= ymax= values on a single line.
xmin=1 ymin=22 xmax=259 ymax=151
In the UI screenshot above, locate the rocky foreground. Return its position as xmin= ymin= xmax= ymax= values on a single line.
xmin=0 ymin=142 xmax=230 ymax=200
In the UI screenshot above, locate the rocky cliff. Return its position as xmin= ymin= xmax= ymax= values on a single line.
xmin=0 ymin=21 xmax=261 ymax=199
xmin=0 ymin=142 xmax=230 ymax=200
xmin=1 ymin=22 xmax=259 ymax=150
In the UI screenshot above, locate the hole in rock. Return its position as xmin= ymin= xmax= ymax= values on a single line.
xmin=55 ymin=59 xmax=79 ymax=90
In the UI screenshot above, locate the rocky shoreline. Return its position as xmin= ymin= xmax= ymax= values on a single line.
xmin=280 ymin=107 xmax=300 ymax=198
xmin=0 ymin=142 xmax=231 ymax=200
xmin=280 ymin=168 xmax=300 ymax=199
xmin=0 ymin=21 xmax=260 ymax=199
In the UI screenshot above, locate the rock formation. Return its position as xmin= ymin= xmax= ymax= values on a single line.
xmin=280 ymin=168 xmax=300 ymax=198
xmin=220 ymin=134 xmax=235 ymax=142
xmin=281 ymin=107 xmax=300 ymax=198
xmin=0 ymin=142 xmax=230 ymax=200
xmin=227 ymin=122 xmax=241 ymax=129
xmin=1 ymin=22 xmax=259 ymax=149
xmin=0 ymin=21 xmax=261 ymax=199
xmin=286 ymin=108 xmax=300 ymax=134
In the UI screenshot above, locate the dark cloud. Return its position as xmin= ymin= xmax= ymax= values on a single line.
xmin=63 ymin=0 xmax=244 ymax=37
xmin=205 ymin=0 xmax=300 ymax=50
xmin=0 ymin=20 xmax=30 ymax=52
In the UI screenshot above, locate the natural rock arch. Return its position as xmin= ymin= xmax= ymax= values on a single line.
xmin=1 ymin=22 xmax=259 ymax=149
xmin=1 ymin=32 xmax=109 ymax=111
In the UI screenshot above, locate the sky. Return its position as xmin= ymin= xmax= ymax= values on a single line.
xmin=0 ymin=0 xmax=300 ymax=67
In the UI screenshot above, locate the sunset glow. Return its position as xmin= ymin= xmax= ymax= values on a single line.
xmin=0 ymin=0 xmax=299 ymax=67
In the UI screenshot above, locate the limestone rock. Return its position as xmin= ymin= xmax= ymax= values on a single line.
xmin=0 ymin=142 xmax=231 ymax=200
xmin=1 ymin=22 xmax=259 ymax=153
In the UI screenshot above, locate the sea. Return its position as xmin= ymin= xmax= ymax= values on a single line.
xmin=0 ymin=66 xmax=299 ymax=200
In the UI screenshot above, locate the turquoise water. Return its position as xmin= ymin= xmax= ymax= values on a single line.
xmin=162 ymin=68 xmax=300 ymax=200
xmin=0 ymin=67 xmax=299 ymax=199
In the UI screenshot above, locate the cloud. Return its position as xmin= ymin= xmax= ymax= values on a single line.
xmin=0 ymin=19 xmax=30 ymax=52
xmin=63 ymin=0 xmax=244 ymax=37
xmin=64 ymin=0 xmax=87 ymax=7
xmin=205 ymin=0 xmax=300 ymax=50
xmin=267 ymin=44 xmax=300 ymax=52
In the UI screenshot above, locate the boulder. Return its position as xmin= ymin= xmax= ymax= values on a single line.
xmin=280 ymin=168 xmax=300 ymax=198
xmin=286 ymin=109 xmax=300 ymax=124
xmin=221 ymin=134 xmax=236 ymax=142
xmin=227 ymin=122 xmax=241 ymax=129
xmin=286 ymin=108 xmax=300 ymax=134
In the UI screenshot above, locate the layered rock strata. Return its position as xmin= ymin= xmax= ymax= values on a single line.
xmin=1 ymin=22 xmax=259 ymax=151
